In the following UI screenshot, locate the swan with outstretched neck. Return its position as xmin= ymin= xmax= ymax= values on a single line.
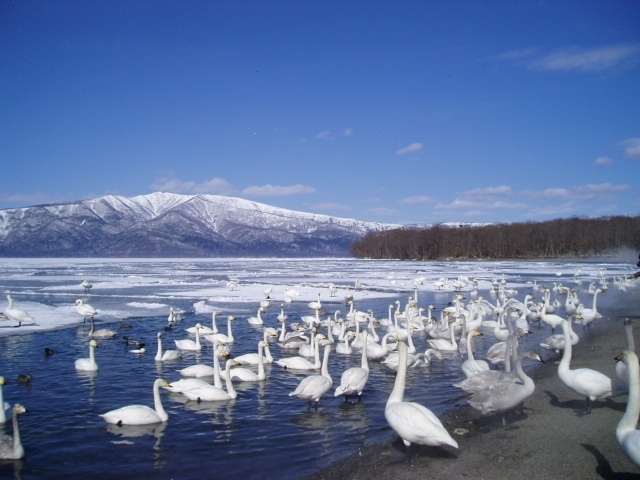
xmin=289 ymin=344 xmax=333 ymax=407
xmin=0 ymin=404 xmax=26 ymax=459
xmin=384 ymin=340 xmax=458 ymax=449
xmin=100 ymin=378 xmax=171 ymax=425
xmin=4 ymin=295 xmax=34 ymax=327
xmin=75 ymin=339 xmax=99 ymax=371
xmin=335 ymin=331 xmax=369 ymax=401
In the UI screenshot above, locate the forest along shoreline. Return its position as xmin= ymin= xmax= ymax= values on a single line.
xmin=302 ymin=292 xmax=640 ymax=480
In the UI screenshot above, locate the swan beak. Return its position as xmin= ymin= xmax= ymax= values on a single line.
xmin=163 ymin=381 xmax=172 ymax=388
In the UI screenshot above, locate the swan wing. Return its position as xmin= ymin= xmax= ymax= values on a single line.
xmin=101 ymin=405 xmax=161 ymax=425
xmin=385 ymin=402 xmax=458 ymax=448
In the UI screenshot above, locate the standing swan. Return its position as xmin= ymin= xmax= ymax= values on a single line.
xmin=100 ymin=378 xmax=171 ymax=425
xmin=0 ymin=404 xmax=26 ymax=459
xmin=335 ymin=331 xmax=370 ymax=401
xmin=75 ymin=299 xmax=97 ymax=322
xmin=75 ymin=340 xmax=99 ymax=371
xmin=384 ymin=341 xmax=458 ymax=449
xmin=616 ymin=349 xmax=640 ymax=467
xmin=5 ymin=295 xmax=35 ymax=327
xmin=289 ymin=344 xmax=333 ymax=408
xmin=558 ymin=317 xmax=614 ymax=413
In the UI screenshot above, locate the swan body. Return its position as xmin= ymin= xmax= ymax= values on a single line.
xmin=0 ymin=404 xmax=26 ymax=459
xmin=233 ymin=340 xmax=274 ymax=365
xmin=616 ymin=350 xmax=640 ymax=467
xmin=5 ymin=295 xmax=35 ymax=326
xmin=204 ymin=316 xmax=236 ymax=344
xmin=179 ymin=340 xmax=227 ymax=378
xmin=382 ymin=348 xmax=443 ymax=372
xmin=467 ymin=350 xmax=543 ymax=425
xmin=101 ymin=378 xmax=171 ymax=425
xmin=247 ymin=307 xmax=266 ymax=326
xmin=289 ymin=344 xmax=333 ymax=406
xmin=89 ymin=316 xmax=117 ymax=339
xmin=335 ymin=332 xmax=356 ymax=355
xmin=558 ymin=318 xmax=614 ymax=413
xmin=175 ymin=323 xmax=203 ymax=351
xmin=155 ymin=332 xmax=181 ymax=362
xmin=461 ymin=330 xmax=490 ymax=378
xmin=181 ymin=359 xmax=237 ymax=401
xmin=81 ymin=279 xmax=93 ymax=292
xmin=75 ymin=340 xmax=99 ymax=371
xmin=574 ymin=289 xmax=603 ymax=328
xmin=385 ymin=341 xmax=458 ymax=448
xmin=427 ymin=321 xmax=458 ymax=352
xmin=220 ymin=342 xmax=267 ymax=382
xmin=276 ymin=335 xmax=325 ymax=370
xmin=335 ymin=331 xmax=369 ymax=401
xmin=366 ymin=332 xmax=397 ymax=359
xmin=75 ymin=299 xmax=97 ymax=321
xmin=187 ymin=312 xmax=219 ymax=334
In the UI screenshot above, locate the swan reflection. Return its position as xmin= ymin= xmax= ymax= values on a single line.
xmin=106 ymin=420 xmax=168 ymax=450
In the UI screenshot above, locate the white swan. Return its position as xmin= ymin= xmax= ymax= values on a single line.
xmin=247 ymin=307 xmax=266 ymax=326
xmin=89 ymin=316 xmax=117 ymax=339
xmin=155 ymin=332 xmax=181 ymax=362
xmin=540 ymin=290 xmax=565 ymax=331
xmin=427 ymin=321 xmax=458 ymax=352
xmin=616 ymin=349 xmax=640 ymax=467
xmin=220 ymin=341 xmax=267 ymax=382
xmin=335 ymin=331 xmax=369 ymax=401
xmin=289 ymin=344 xmax=333 ymax=407
xmin=539 ymin=315 xmax=580 ymax=353
xmin=384 ymin=340 xmax=458 ymax=448
xmin=180 ymin=359 xmax=238 ymax=401
xmin=381 ymin=348 xmax=443 ymax=372
xmin=558 ymin=317 xmax=614 ymax=413
xmin=276 ymin=335 xmax=326 ymax=370
xmin=178 ymin=340 xmax=227 ymax=378
xmin=460 ymin=330 xmax=490 ymax=378
xmin=298 ymin=329 xmax=318 ymax=357
xmin=187 ymin=312 xmax=219 ymax=334
xmin=75 ymin=299 xmax=97 ymax=322
xmin=233 ymin=334 xmax=274 ymax=365
xmin=204 ymin=316 xmax=236 ymax=344
xmin=467 ymin=350 xmax=543 ymax=426
xmin=616 ymin=318 xmax=635 ymax=386
xmin=4 ymin=295 xmax=35 ymax=326
xmin=0 ymin=378 xmax=9 ymax=424
xmin=101 ymin=378 xmax=171 ymax=425
xmin=0 ymin=404 xmax=26 ymax=459
xmin=574 ymin=288 xmax=603 ymax=328
xmin=175 ymin=323 xmax=203 ymax=351
xmin=335 ymin=332 xmax=356 ymax=355
xmin=75 ymin=339 xmax=99 ymax=371
xmin=366 ymin=332 xmax=397 ymax=360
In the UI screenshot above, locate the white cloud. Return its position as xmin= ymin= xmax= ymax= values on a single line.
xmin=316 ymin=131 xmax=331 ymax=140
xmin=400 ymin=195 xmax=435 ymax=205
xmin=396 ymin=142 xmax=424 ymax=155
xmin=594 ymin=156 xmax=612 ymax=166
xmin=460 ymin=186 xmax=513 ymax=199
xmin=241 ymin=184 xmax=316 ymax=196
xmin=619 ymin=138 xmax=640 ymax=160
xmin=343 ymin=128 xmax=354 ymax=136
xmin=528 ymin=44 xmax=640 ymax=72
xmin=524 ymin=182 xmax=630 ymax=200
xmin=151 ymin=176 xmax=235 ymax=195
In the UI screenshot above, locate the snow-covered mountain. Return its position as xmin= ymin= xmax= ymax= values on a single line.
xmin=0 ymin=192 xmax=401 ymax=257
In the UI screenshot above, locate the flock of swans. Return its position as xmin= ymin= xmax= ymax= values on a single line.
xmin=2 ymin=269 xmax=640 ymax=470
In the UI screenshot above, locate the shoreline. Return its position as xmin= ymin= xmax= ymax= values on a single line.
xmin=302 ymin=302 xmax=640 ymax=480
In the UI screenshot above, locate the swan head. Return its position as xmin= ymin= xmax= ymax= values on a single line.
xmin=12 ymin=404 xmax=26 ymax=416
xmin=228 ymin=316 xmax=236 ymax=321
xmin=90 ymin=340 xmax=99 ymax=348
xmin=75 ymin=299 xmax=83 ymax=306
xmin=0 ymin=377 xmax=4 ymax=386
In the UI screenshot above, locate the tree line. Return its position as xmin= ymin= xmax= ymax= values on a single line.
xmin=351 ymin=215 xmax=640 ymax=260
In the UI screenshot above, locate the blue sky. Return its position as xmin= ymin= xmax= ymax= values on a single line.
xmin=1 ymin=1 xmax=638 ymax=225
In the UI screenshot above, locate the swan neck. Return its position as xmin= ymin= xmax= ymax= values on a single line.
xmin=559 ymin=320 xmax=572 ymax=371
xmin=321 ymin=345 xmax=331 ymax=380
xmin=361 ymin=332 xmax=369 ymax=370
xmin=466 ymin=331 xmax=475 ymax=360
xmin=388 ymin=341 xmax=407 ymax=404
xmin=619 ymin=351 xmax=640 ymax=435
xmin=257 ymin=343 xmax=265 ymax=376
xmin=153 ymin=380 xmax=169 ymax=422
xmin=213 ymin=348 xmax=222 ymax=389
xmin=225 ymin=361 xmax=237 ymax=398
xmin=12 ymin=409 xmax=22 ymax=457
xmin=156 ymin=335 xmax=163 ymax=360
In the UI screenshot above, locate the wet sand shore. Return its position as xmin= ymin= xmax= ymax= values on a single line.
xmin=303 ymin=301 xmax=640 ymax=480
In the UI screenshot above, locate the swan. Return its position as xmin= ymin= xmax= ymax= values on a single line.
xmin=155 ymin=332 xmax=181 ymax=362
xmin=540 ymin=290 xmax=565 ymax=332
xmin=0 ymin=378 xmax=9 ymax=424
xmin=178 ymin=340 xmax=227 ymax=378
xmin=101 ymin=378 xmax=171 ymax=425
xmin=335 ymin=332 xmax=356 ymax=355
xmin=204 ymin=316 xmax=236 ymax=344
xmin=467 ymin=350 xmax=544 ymax=427
xmin=220 ymin=342 xmax=267 ymax=382
xmin=539 ymin=315 xmax=580 ymax=353
xmin=4 ymin=295 xmax=35 ymax=326
xmin=187 ymin=312 xmax=219 ymax=334
xmin=461 ymin=330 xmax=490 ymax=378
xmin=616 ymin=318 xmax=636 ymax=386
xmin=81 ymin=279 xmax=93 ymax=292
xmin=384 ymin=340 xmax=458 ymax=449
xmin=233 ymin=334 xmax=274 ymax=365
xmin=247 ymin=307 xmax=266 ymax=326
xmin=558 ymin=317 xmax=614 ymax=413
xmin=89 ymin=316 xmax=118 ymax=339
xmin=175 ymin=323 xmax=203 ymax=351
xmin=574 ymin=288 xmax=603 ymax=329
xmin=0 ymin=404 xmax=26 ymax=459
xmin=289 ymin=344 xmax=333 ymax=407
xmin=75 ymin=339 xmax=99 ymax=371
xmin=163 ymin=378 xmax=212 ymax=394
xmin=616 ymin=349 xmax=640 ymax=467
xmin=366 ymin=332 xmax=397 ymax=360
xmin=276 ymin=335 xmax=326 ymax=370
xmin=180 ymin=359 xmax=238 ymax=401
xmin=381 ymin=348 xmax=443 ymax=372
xmin=427 ymin=321 xmax=458 ymax=352
xmin=298 ymin=329 xmax=318 ymax=357
xmin=75 ymin=299 xmax=97 ymax=322
xmin=335 ymin=331 xmax=369 ymax=401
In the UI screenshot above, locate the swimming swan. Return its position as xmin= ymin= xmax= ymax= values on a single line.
xmin=220 ymin=341 xmax=268 ymax=382
xmin=187 ymin=312 xmax=219 ymax=334
xmin=89 ymin=316 xmax=118 ymax=339
xmin=276 ymin=335 xmax=326 ymax=370
xmin=616 ymin=349 xmax=640 ymax=467
xmin=155 ymin=332 xmax=181 ymax=362
xmin=179 ymin=340 xmax=227 ymax=378
xmin=289 ymin=344 xmax=333 ymax=407
xmin=384 ymin=341 xmax=458 ymax=449
xmin=335 ymin=331 xmax=369 ymax=401
xmin=100 ymin=378 xmax=171 ymax=425
xmin=0 ymin=404 xmax=26 ymax=459
xmin=204 ymin=316 xmax=236 ymax=344
xmin=175 ymin=324 xmax=203 ymax=351
xmin=460 ymin=330 xmax=490 ymax=378
xmin=558 ymin=317 xmax=614 ymax=413
xmin=180 ymin=359 xmax=238 ymax=401
xmin=75 ymin=340 xmax=99 ymax=371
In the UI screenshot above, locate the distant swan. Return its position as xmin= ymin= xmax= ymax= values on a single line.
xmin=384 ymin=341 xmax=458 ymax=449
xmin=616 ymin=349 xmax=640 ymax=467
xmin=81 ymin=279 xmax=93 ymax=292
xmin=100 ymin=378 xmax=171 ymax=425
xmin=75 ymin=340 xmax=99 ymax=371
xmin=0 ymin=404 xmax=26 ymax=459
